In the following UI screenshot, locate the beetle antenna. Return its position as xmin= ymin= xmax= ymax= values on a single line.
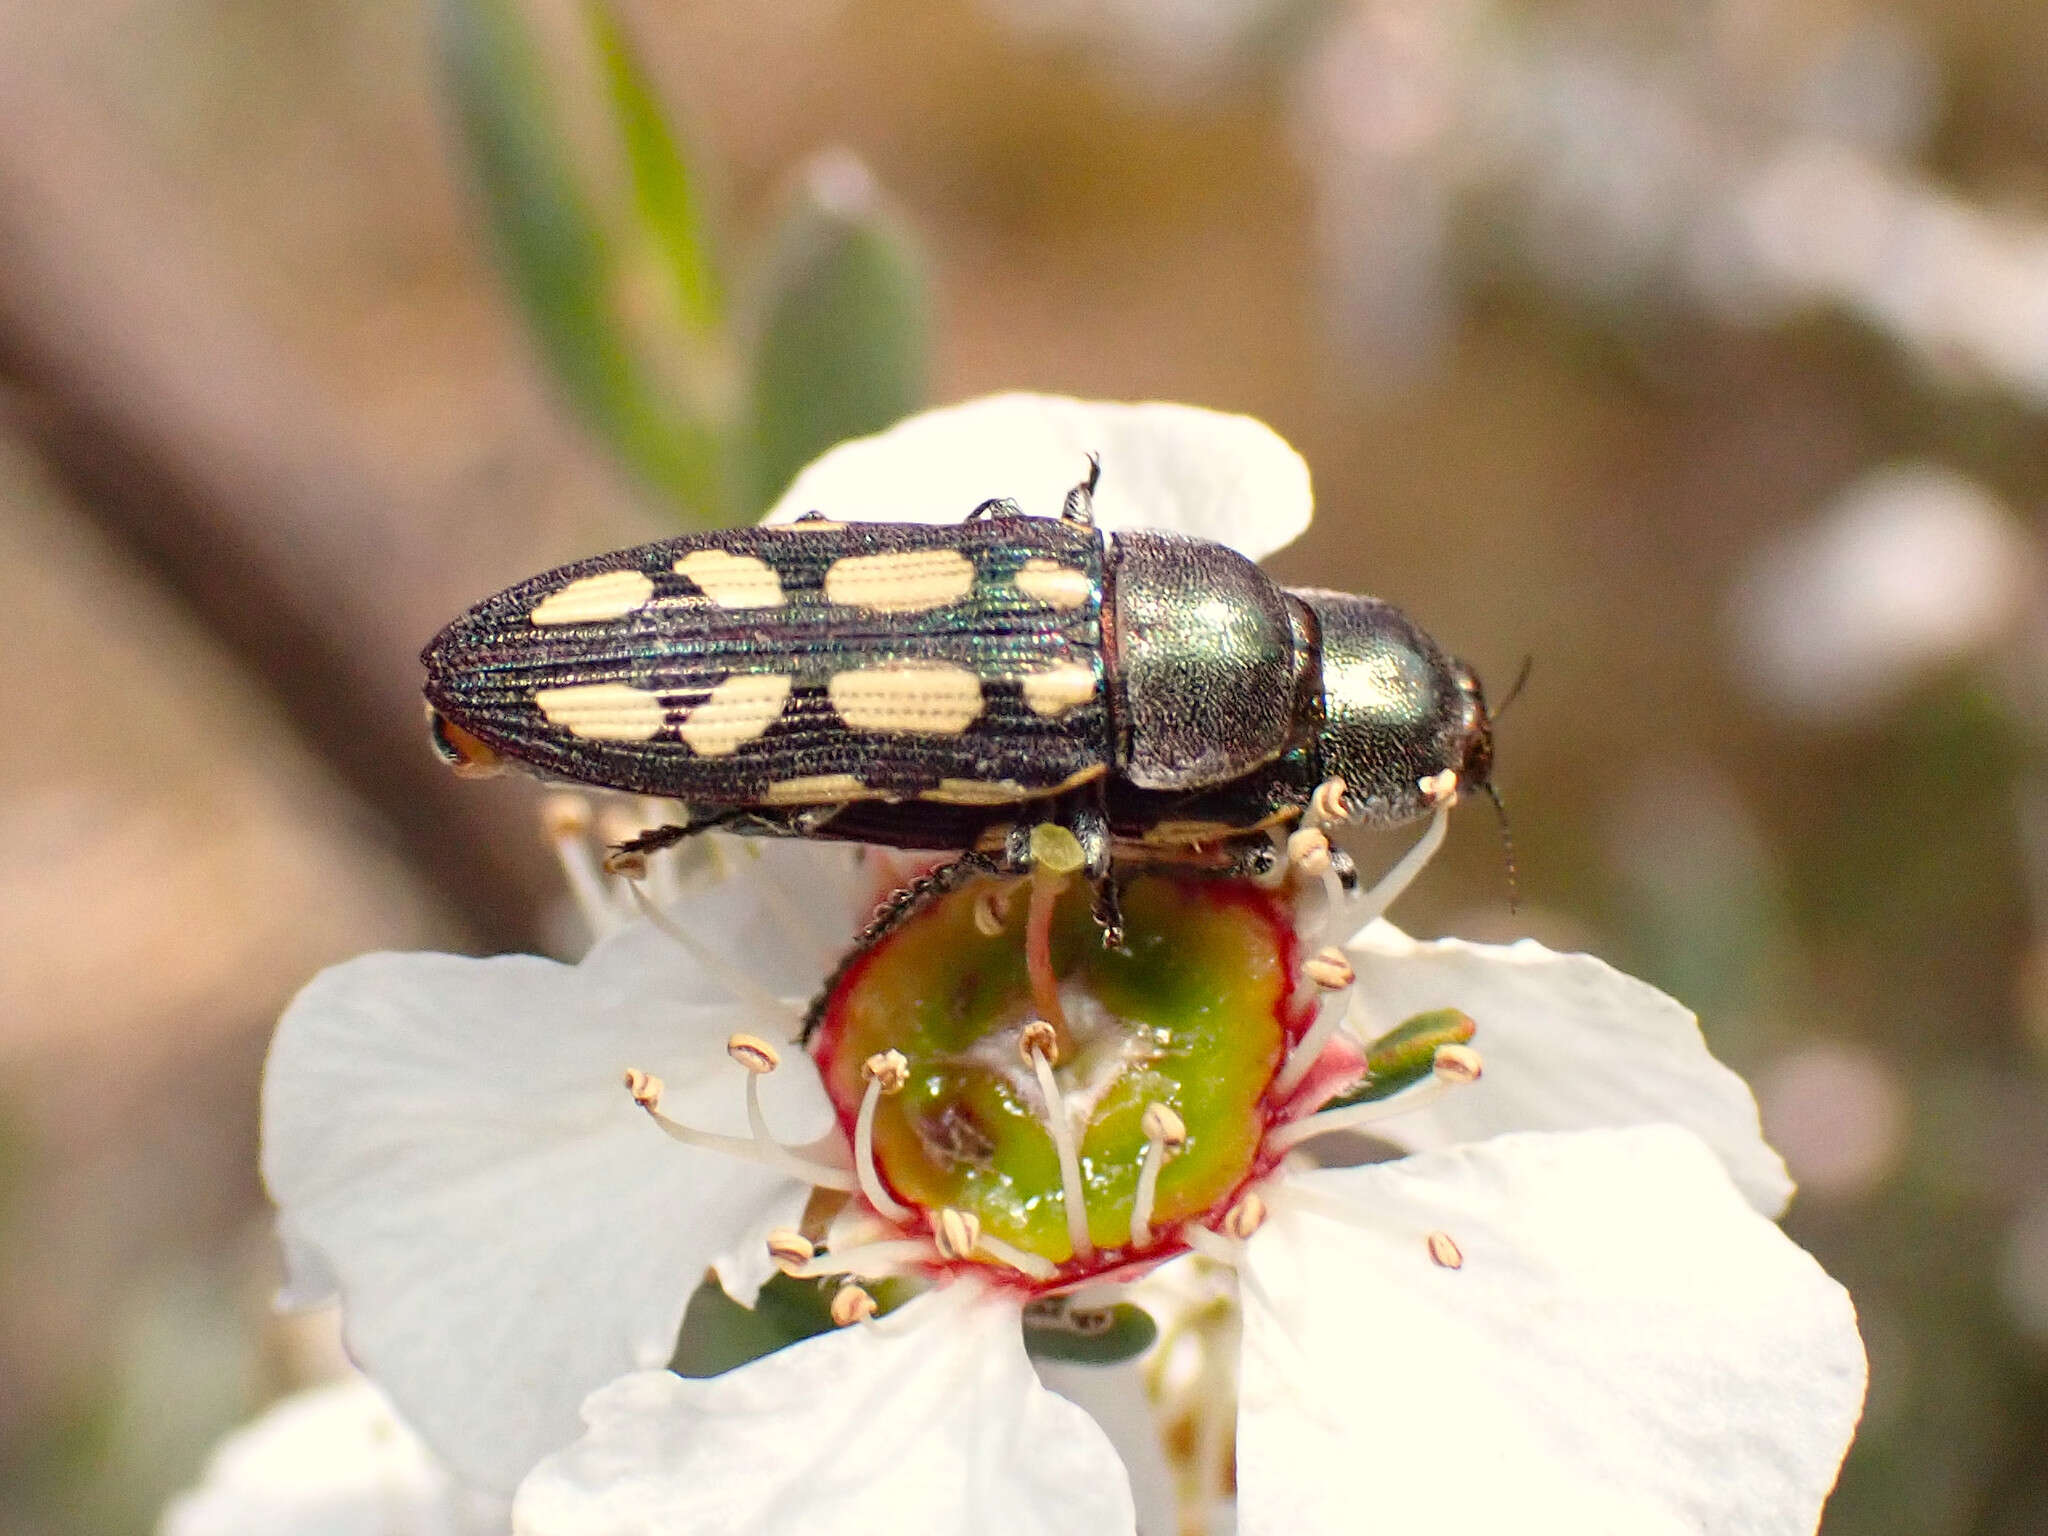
xmin=1483 ymin=780 xmax=1519 ymax=915
xmin=1494 ymin=654 xmax=1534 ymax=719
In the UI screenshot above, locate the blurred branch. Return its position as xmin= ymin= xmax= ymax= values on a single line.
xmin=0 ymin=67 xmax=566 ymax=952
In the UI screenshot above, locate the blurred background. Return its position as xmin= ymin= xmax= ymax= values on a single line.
xmin=1 ymin=0 xmax=2045 ymax=1530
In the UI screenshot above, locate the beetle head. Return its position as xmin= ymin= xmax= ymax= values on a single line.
xmin=1292 ymin=591 xmax=1492 ymax=824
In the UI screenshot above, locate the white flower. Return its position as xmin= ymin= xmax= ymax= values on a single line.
xmin=158 ymin=1375 xmax=509 ymax=1536
xmin=265 ymin=396 xmax=1865 ymax=1534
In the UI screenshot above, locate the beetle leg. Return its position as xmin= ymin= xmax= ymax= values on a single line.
xmin=605 ymin=813 xmax=729 ymax=869
xmin=1058 ymin=453 xmax=1102 ymax=526
xmin=1090 ymin=872 xmax=1127 ymax=951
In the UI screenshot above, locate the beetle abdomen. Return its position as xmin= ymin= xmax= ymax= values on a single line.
xmin=422 ymin=518 xmax=1110 ymax=805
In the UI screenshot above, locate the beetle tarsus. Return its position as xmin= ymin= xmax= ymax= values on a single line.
xmin=1329 ymin=847 xmax=1359 ymax=894
xmin=607 ymin=819 xmax=703 ymax=866
xmin=1091 ymin=872 xmax=1127 ymax=950
xmin=966 ymin=496 xmax=1023 ymax=521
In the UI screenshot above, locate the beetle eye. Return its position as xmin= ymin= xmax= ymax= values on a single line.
xmin=426 ymin=706 xmax=506 ymax=779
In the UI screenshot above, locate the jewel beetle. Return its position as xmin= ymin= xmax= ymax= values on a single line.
xmin=421 ymin=466 xmax=1497 ymax=924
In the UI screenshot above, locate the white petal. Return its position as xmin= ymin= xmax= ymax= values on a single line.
xmin=1239 ymin=1127 xmax=1865 ymax=1536
xmin=1032 ymin=1357 xmax=1177 ymax=1536
xmin=158 ymin=1377 xmax=508 ymax=1536
xmin=763 ymin=394 xmax=1313 ymax=562
xmin=512 ymin=1289 xmax=1136 ymax=1536
xmin=263 ymin=938 xmax=822 ymax=1494
xmin=600 ymin=836 xmax=874 ymax=1003
xmin=1345 ymin=923 xmax=1794 ymax=1215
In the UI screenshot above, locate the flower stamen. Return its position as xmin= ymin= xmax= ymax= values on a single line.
xmin=975 ymin=1232 xmax=1059 ymax=1282
xmin=542 ymin=793 xmax=627 ymax=938
xmin=1130 ymin=1102 xmax=1187 ymax=1249
xmin=1349 ymin=800 xmax=1452 ymax=933
xmin=786 ymin=1237 xmax=932 ymax=1281
xmin=932 ymin=1206 xmax=982 ymax=1261
xmin=1025 ymin=1032 xmax=1096 ymax=1264
xmin=1426 ymin=1230 xmax=1465 ymax=1269
xmin=1264 ymin=1043 xmax=1485 ymax=1154
xmin=1181 ymin=1224 xmax=1244 ymax=1267
xmin=1025 ymin=847 xmax=1077 ymax=1044
xmin=623 ymin=1067 xmax=857 ymax=1190
xmin=854 ymin=1052 xmax=913 ymax=1222
xmin=1272 ymin=946 xmax=1358 ymax=1100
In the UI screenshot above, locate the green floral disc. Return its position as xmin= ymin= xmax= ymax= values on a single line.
xmin=814 ymin=872 xmax=1301 ymax=1269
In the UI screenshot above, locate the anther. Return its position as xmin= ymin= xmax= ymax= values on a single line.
xmin=1287 ymin=827 xmax=1332 ymax=877
xmin=863 ymin=1050 xmax=909 ymax=1094
xmin=1309 ymin=777 xmax=1351 ymax=827
xmin=1131 ymin=1102 xmax=1187 ymax=1249
xmin=603 ymin=848 xmax=649 ymax=881
xmin=1222 ymin=1193 xmax=1267 ymax=1240
xmin=933 ymin=1206 xmax=982 ymax=1262
xmin=1303 ymin=947 xmax=1354 ymax=990
xmin=1418 ymin=769 xmax=1459 ymax=806
xmin=727 ymin=1033 xmax=780 ymax=1074
xmin=1141 ymin=1101 xmax=1187 ymax=1151
xmin=623 ymin=1068 xmax=662 ymax=1108
xmin=972 ymin=883 xmax=1016 ymax=937
xmin=1426 ymin=1231 xmax=1464 ymax=1269
xmin=766 ymin=1229 xmax=815 ymax=1274
xmin=542 ymin=792 xmax=594 ymax=840
xmin=1432 ymin=1043 xmax=1483 ymax=1085
xmin=831 ymin=1285 xmax=879 ymax=1326
xmin=1020 ymin=1019 xmax=1061 ymax=1067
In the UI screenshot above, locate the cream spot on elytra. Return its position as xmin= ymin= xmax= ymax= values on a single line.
xmin=823 ymin=548 xmax=976 ymax=612
xmin=529 ymin=569 xmax=654 ymax=626
xmin=828 ymin=664 xmax=983 ymax=734
xmin=677 ymin=674 xmax=792 ymax=756
xmin=675 ymin=549 xmax=785 ymax=608
xmin=534 ymin=682 xmax=666 ymax=741
xmin=1015 ymin=559 xmax=1092 ymax=610
xmin=1021 ymin=663 xmax=1097 ymax=717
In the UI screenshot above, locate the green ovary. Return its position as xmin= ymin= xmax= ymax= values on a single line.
xmin=818 ymin=872 xmax=1293 ymax=1266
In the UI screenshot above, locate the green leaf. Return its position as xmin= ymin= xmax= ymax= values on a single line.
xmin=670 ymin=1273 xmax=917 ymax=1377
xmin=435 ymin=0 xmax=735 ymax=524
xmin=586 ymin=1 xmax=721 ymax=341
xmin=746 ymin=150 xmax=929 ymax=512
xmin=1022 ymin=1299 xmax=1159 ymax=1365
